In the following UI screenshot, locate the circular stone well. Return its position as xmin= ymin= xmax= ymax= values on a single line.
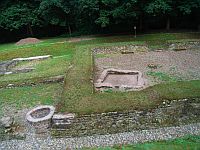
xmin=26 ymin=105 xmax=55 ymax=133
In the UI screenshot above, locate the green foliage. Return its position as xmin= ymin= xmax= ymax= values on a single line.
xmin=75 ymin=0 xmax=99 ymax=32
xmin=0 ymin=0 xmax=200 ymax=35
xmin=145 ymin=0 xmax=172 ymax=15
xmin=95 ymin=10 xmax=110 ymax=27
xmin=78 ymin=0 xmax=99 ymax=14
xmin=145 ymin=0 xmax=200 ymax=16
xmin=95 ymin=0 xmax=137 ymax=27
xmin=0 ymin=2 xmax=39 ymax=31
xmin=178 ymin=0 xmax=200 ymax=14
xmin=38 ymin=0 xmax=72 ymax=26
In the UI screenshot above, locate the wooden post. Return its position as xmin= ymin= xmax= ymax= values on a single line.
xmin=134 ymin=26 xmax=137 ymax=38
xmin=68 ymin=23 xmax=72 ymax=37
xmin=92 ymin=50 xmax=95 ymax=94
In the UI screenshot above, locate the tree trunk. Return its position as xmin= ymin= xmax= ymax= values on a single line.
xmin=28 ymin=24 xmax=33 ymax=37
xmin=68 ymin=23 xmax=72 ymax=37
xmin=166 ymin=17 xmax=170 ymax=31
xmin=26 ymin=25 xmax=29 ymax=36
xmin=198 ymin=24 xmax=200 ymax=31
xmin=139 ymin=13 xmax=143 ymax=31
xmin=139 ymin=18 xmax=143 ymax=31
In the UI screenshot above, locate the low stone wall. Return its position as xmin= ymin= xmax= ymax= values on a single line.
xmin=0 ymin=60 xmax=17 ymax=75
xmin=93 ymin=45 xmax=149 ymax=55
xmin=168 ymin=41 xmax=200 ymax=51
xmin=52 ymin=98 xmax=200 ymax=137
xmin=92 ymin=42 xmax=200 ymax=55
xmin=0 ymin=75 xmax=64 ymax=89
xmin=0 ymin=55 xmax=52 ymax=75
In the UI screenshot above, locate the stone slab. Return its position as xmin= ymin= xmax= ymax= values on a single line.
xmin=13 ymin=55 xmax=52 ymax=61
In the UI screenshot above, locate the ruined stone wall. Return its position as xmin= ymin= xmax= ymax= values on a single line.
xmin=52 ymin=98 xmax=200 ymax=137
xmin=93 ymin=45 xmax=149 ymax=54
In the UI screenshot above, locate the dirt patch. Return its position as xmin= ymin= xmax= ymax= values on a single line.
xmin=16 ymin=38 xmax=41 ymax=46
xmin=95 ymin=49 xmax=200 ymax=87
xmin=68 ymin=37 xmax=95 ymax=43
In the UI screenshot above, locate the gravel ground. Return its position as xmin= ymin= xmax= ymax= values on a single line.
xmin=0 ymin=123 xmax=200 ymax=149
xmin=95 ymin=49 xmax=200 ymax=86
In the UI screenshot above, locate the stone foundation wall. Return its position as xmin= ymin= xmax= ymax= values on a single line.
xmin=92 ymin=41 xmax=200 ymax=55
xmin=0 ymin=55 xmax=52 ymax=75
xmin=0 ymin=75 xmax=64 ymax=89
xmin=52 ymin=98 xmax=200 ymax=137
xmin=168 ymin=41 xmax=200 ymax=51
xmin=93 ymin=45 xmax=149 ymax=55
xmin=29 ymin=119 xmax=52 ymax=133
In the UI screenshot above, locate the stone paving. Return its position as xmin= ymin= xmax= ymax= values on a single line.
xmin=0 ymin=123 xmax=200 ymax=150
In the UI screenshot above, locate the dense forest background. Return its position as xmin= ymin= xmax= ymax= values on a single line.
xmin=0 ymin=0 xmax=200 ymax=43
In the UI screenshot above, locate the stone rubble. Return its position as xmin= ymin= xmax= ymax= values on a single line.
xmin=0 ymin=117 xmax=14 ymax=128
xmin=52 ymin=113 xmax=75 ymax=127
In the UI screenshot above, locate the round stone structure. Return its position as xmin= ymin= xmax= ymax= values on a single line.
xmin=26 ymin=105 xmax=55 ymax=133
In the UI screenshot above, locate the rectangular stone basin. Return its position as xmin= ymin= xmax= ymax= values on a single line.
xmin=95 ymin=68 xmax=145 ymax=91
xmin=103 ymin=74 xmax=138 ymax=87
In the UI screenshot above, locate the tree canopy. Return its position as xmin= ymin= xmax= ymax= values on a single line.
xmin=0 ymin=1 xmax=39 ymax=31
xmin=0 ymin=0 xmax=199 ymax=40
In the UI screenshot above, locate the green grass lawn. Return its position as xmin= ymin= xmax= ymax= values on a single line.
xmin=0 ymin=39 xmax=75 ymax=86
xmin=0 ymin=55 xmax=72 ymax=86
xmin=0 ymin=32 xmax=200 ymax=115
xmin=0 ymin=83 xmax=63 ymax=116
xmin=0 ymin=41 xmax=75 ymax=61
xmin=0 ymin=37 xmax=67 ymax=52
xmin=85 ymin=135 xmax=200 ymax=150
